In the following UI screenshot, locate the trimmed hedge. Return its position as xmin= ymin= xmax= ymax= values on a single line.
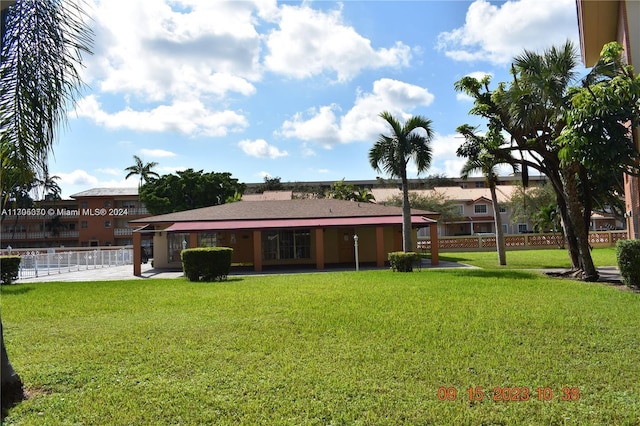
xmin=388 ymin=251 xmax=420 ymax=272
xmin=616 ymin=239 xmax=640 ymax=288
xmin=181 ymin=247 xmax=233 ymax=282
xmin=1 ymin=256 xmax=21 ymax=285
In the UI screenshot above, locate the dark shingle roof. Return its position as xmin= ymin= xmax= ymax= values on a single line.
xmin=133 ymin=199 xmax=438 ymax=224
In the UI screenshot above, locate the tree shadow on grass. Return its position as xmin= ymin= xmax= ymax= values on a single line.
xmin=0 ymin=285 xmax=35 ymax=296
xmin=435 ymin=269 xmax=539 ymax=281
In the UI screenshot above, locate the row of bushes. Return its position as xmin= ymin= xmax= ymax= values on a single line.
xmin=616 ymin=240 xmax=640 ymax=289
xmin=388 ymin=251 xmax=421 ymax=272
xmin=1 ymin=256 xmax=21 ymax=285
xmin=181 ymin=247 xmax=233 ymax=282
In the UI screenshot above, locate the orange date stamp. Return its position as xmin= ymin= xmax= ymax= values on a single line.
xmin=437 ymin=386 xmax=580 ymax=402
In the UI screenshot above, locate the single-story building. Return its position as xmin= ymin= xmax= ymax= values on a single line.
xmin=130 ymin=199 xmax=440 ymax=276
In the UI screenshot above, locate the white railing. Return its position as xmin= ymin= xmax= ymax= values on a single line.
xmin=417 ymin=230 xmax=628 ymax=252
xmin=0 ymin=231 xmax=80 ymax=240
xmin=8 ymin=247 xmax=133 ymax=280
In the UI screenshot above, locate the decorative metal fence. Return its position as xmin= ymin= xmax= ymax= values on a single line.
xmin=418 ymin=230 xmax=627 ymax=252
xmin=7 ymin=248 xmax=133 ymax=280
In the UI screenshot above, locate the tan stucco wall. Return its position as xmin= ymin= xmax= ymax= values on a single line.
xmin=152 ymin=231 xmax=172 ymax=267
xmin=150 ymin=225 xmax=420 ymax=269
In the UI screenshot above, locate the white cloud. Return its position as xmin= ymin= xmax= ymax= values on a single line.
xmin=85 ymin=0 xmax=263 ymax=101
xmin=280 ymin=106 xmax=341 ymax=147
xmin=238 ymin=139 xmax=289 ymax=159
xmin=57 ymin=169 xmax=99 ymax=187
xmin=139 ymin=148 xmax=177 ymax=158
xmin=264 ymin=4 xmax=411 ymax=82
xmin=279 ymin=78 xmax=434 ymax=146
xmin=437 ymin=0 xmax=578 ymax=65
xmin=426 ymin=133 xmax=466 ymax=178
xmin=76 ymin=95 xmax=248 ymax=136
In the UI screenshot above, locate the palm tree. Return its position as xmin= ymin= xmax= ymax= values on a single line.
xmin=352 ymin=188 xmax=375 ymax=203
xmin=125 ymin=155 xmax=160 ymax=187
xmin=457 ymin=125 xmax=518 ymax=266
xmin=369 ymin=111 xmax=434 ymax=252
xmin=1 ymin=0 xmax=93 ymax=205
xmin=0 ymin=0 xmax=92 ymax=412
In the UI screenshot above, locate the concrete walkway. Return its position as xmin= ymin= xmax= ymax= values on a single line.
xmin=15 ymin=261 xmax=623 ymax=284
xmin=16 ymin=260 xmax=474 ymax=283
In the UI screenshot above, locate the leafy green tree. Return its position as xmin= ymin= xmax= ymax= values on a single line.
xmin=454 ymin=41 xmax=639 ymax=281
xmin=508 ymin=183 xmax=557 ymax=226
xmin=534 ymin=203 xmax=562 ymax=233
xmin=325 ymin=179 xmax=375 ymax=202
xmin=352 ymin=187 xmax=375 ymax=203
xmin=0 ymin=0 xmax=93 ymax=411
xmin=124 ymin=155 xmax=160 ymax=188
xmin=369 ymin=111 xmax=434 ymax=252
xmin=258 ymin=176 xmax=285 ymax=192
xmin=457 ymin=124 xmax=519 ymax=266
xmin=140 ymin=169 xmax=246 ymax=215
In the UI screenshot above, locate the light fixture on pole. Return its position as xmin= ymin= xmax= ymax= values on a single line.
xmin=353 ymin=234 xmax=359 ymax=271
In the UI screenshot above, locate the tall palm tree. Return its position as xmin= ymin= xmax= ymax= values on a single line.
xmin=124 ymin=155 xmax=160 ymax=187
xmin=457 ymin=125 xmax=518 ymax=266
xmin=1 ymin=0 xmax=93 ymax=205
xmin=0 ymin=0 xmax=92 ymax=412
xmin=369 ymin=111 xmax=434 ymax=252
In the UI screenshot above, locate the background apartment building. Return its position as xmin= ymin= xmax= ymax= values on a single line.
xmin=1 ymin=188 xmax=149 ymax=249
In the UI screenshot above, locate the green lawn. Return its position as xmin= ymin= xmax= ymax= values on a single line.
xmin=2 ymin=267 xmax=638 ymax=425
xmin=438 ymin=247 xmax=618 ymax=270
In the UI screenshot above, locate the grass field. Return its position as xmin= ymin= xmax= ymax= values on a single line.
xmin=1 ymin=263 xmax=639 ymax=425
xmin=437 ymin=247 xmax=618 ymax=270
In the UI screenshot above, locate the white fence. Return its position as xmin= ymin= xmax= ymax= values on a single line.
xmin=418 ymin=230 xmax=627 ymax=252
xmin=7 ymin=247 xmax=133 ymax=280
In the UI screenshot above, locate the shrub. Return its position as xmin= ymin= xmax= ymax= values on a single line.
xmin=1 ymin=256 xmax=21 ymax=285
xmin=616 ymin=239 xmax=640 ymax=288
xmin=388 ymin=251 xmax=420 ymax=272
xmin=181 ymin=247 xmax=233 ymax=282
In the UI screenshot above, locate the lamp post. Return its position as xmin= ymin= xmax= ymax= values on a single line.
xmin=353 ymin=234 xmax=359 ymax=271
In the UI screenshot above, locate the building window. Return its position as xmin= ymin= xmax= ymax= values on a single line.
xmin=455 ymin=205 xmax=464 ymax=216
xmin=198 ymin=233 xmax=218 ymax=247
xmin=168 ymin=233 xmax=189 ymax=263
xmin=518 ymin=224 xmax=528 ymax=233
xmin=499 ymin=205 xmax=507 ymax=213
xmin=81 ymin=201 xmax=88 ymax=209
xmin=474 ymin=204 xmax=488 ymax=214
xmin=104 ymin=201 xmax=111 ymax=208
xmin=475 ymin=181 xmax=485 ymax=188
xmin=262 ymin=230 xmax=310 ymax=260
xmin=104 ymin=220 xmax=111 ymax=228
xmin=502 ymin=224 xmax=509 ymax=234
xmin=81 ymin=221 xmax=88 ymax=228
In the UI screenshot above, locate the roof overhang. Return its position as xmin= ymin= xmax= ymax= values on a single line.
xmin=163 ymin=215 xmax=436 ymax=233
xmin=577 ymin=0 xmax=619 ymax=66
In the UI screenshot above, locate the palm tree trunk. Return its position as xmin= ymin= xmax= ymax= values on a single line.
xmin=562 ymin=167 xmax=598 ymax=281
xmin=547 ymin=170 xmax=580 ymax=268
xmin=1 ymin=319 xmax=23 ymax=416
xmin=489 ymin=182 xmax=506 ymax=265
xmin=400 ymin=175 xmax=413 ymax=252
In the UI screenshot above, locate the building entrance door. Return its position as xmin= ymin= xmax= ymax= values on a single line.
xmin=338 ymin=228 xmax=355 ymax=264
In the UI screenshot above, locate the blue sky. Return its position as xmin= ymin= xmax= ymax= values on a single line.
xmin=53 ymin=0 xmax=582 ymax=198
